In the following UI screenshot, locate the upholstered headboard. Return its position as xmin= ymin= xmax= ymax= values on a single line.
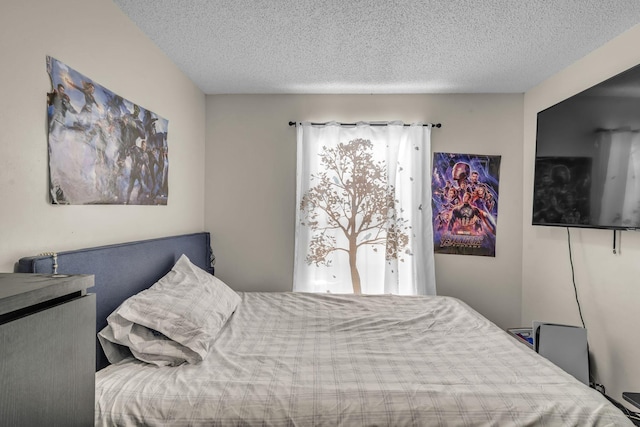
xmin=16 ymin=232 xmax=214 ymax=370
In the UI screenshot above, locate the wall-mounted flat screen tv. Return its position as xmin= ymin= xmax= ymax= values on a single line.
xmin=533 ymin=63 xmax=640 ymax=230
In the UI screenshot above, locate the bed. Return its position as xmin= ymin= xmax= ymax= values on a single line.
xmin=17 ymin=233 xmax=632 ymax=426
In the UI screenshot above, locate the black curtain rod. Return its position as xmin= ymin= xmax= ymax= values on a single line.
xmin=289 ymin=121 xmax=442 ymax=128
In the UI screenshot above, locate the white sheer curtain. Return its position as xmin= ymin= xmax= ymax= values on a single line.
xmin=293 ymin=121 xmax=436 ymax=295
xmin=595 ymin=130 xmax=640 ymax=227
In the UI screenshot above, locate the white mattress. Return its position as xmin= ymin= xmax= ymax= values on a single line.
xmin=95 ymin=292 xmax=631 ymax=426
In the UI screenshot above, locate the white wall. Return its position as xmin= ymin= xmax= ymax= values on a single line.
xmin=523 ymin=24 xmax=640 ymax=408
xmin=0 ymin=0 xmax=206 ymax=272
xmin=205 ymin=94 xmax=524 ymax=329
xmin=9 ymin=0 xmax=634 ymax=405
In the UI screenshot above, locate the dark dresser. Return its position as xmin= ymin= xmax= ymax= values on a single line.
xmin=0 ymin=273 xmax=95 ymax=426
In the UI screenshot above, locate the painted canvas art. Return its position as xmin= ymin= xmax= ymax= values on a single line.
xmin=431 ymin=152 xmax=501 ymax=257
xmin=46 ymin=56 xmax=168 ymax=205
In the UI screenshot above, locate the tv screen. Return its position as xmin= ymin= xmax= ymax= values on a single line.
xmin=533 ymin=63 xmax=640 ymax=230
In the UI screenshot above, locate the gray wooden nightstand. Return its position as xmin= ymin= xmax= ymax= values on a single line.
xmin=507 ymin=327 xmax=534 ymax=349
xmin=0 ymin=273 xmax=95 ymax=426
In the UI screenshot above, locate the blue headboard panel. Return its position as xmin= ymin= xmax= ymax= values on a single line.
xmin=16 ymin=232 xmax=214 ymax=371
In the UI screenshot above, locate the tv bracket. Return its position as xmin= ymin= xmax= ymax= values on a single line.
xmin=612 ymin=229 xmax=630 ymax=254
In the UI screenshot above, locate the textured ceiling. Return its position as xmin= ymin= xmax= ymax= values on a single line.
xmin=112 ymin=0 xmax=640 ymax=94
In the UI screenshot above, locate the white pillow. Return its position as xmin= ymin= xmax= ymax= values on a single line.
xmin=98 ymin=254 xmax=241 ymax=366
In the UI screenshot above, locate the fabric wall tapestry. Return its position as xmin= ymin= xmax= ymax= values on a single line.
xmin=431 ymin=152 xmax=501 ymax=257
xmin=46 ymin=56 xmax=169 ymax=205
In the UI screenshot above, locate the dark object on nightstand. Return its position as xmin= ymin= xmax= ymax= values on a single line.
xmin=623 ymin=392 xmax=640 ymax=409
xmin=0 ymin=273 xmax=95 ymax=427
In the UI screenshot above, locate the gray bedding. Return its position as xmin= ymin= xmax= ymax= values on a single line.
xmin=95 ymin=292 xmax=631 ymax=426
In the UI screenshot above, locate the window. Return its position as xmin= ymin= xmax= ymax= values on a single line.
xmin=294 ymin=122 xmax=436 ymax=295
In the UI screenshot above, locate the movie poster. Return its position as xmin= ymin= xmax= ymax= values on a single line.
xmin=46 ymin=56 xmax=169 ymax=205
xmin=431 ymin=152 xmax=501 ymax=257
